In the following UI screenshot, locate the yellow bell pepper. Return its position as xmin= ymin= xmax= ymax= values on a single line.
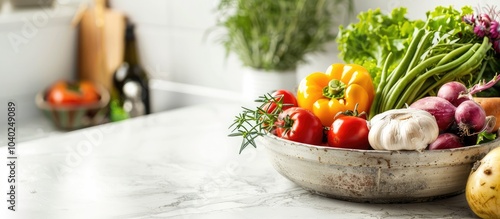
xmin=297 ymin=63 xmax=375 ymax=126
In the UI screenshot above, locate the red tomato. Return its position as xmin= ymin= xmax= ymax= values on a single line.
xmin=262 ymin=89 xmax=298 ymax=114
xmin=275 ymin=107 xmax=324 ymax=145
xmin=46 ymin=80 xmax=100 ymax=106
xmin=327 ymin=116 xmax=370 ymax=149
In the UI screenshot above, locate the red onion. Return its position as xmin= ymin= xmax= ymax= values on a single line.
xmin=428 ymin=133 xmax=463 ymax=150
xmin=437 ymin=76 xmax=500 ymax=107
xmin=437 ymin=81 xmax=469 ymax=106
xmin=455 ymin=100 xmax=487 ymax=135
xmin=409 ymin=96 xmax=456 ymax=132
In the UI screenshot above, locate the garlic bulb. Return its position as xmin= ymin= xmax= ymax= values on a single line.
xmin=369 ymin=108 xmax=439 ymax=151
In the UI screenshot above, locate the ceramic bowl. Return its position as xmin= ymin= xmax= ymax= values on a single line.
xmin=35 ymin=84 xmax=110 ymax=130
xmin=259 ymin=134 xmax=500 ymax=203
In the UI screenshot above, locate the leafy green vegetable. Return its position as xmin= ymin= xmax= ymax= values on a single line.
xmin=336 ymin=8 xmax=424 ymax=86
xmin=367 ymin=6 xmax=500 ymax=118
xmin=425 ymin=6 xmax=473 ymax=33
xmin=337 ymin=6 xmax=479 ymax=88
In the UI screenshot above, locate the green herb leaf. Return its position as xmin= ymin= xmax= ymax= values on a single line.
xmin=228 ymin=93 xmax=287 ymax=154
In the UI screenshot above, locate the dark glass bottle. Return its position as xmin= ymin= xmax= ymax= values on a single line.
xmin=112 ymin=23 xmax=151 ymax=118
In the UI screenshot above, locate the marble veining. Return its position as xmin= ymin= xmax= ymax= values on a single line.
xmin=0 ymin=103 xmax=480 ymax=218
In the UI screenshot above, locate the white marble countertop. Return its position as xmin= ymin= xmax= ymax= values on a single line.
xmin=0 ymin=103 xmax=480 ymax=219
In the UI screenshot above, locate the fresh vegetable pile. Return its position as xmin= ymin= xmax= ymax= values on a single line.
xmin=229 ymin=6 xmax=500 ymax=216
xmin=338 ymin=6 xmax=500 ymax=97
xmin=230 ymin=5 xmax=500 ymax=154
xmin=367 ymin=7 xmax=500 ymax=117
xmin=409 ymin=79 xmax=499 ymax=149
xmin=229 ymin=64 xmax=373 ymax=153
xmin=229 ymin=7 xmax=500 ymax=214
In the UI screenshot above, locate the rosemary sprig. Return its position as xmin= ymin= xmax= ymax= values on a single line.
xmin=228 ymin=93 xmax=290 ymax=154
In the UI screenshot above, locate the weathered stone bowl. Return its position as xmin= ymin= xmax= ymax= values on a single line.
xmin=259 ymin=134 xmax=500 ymax=203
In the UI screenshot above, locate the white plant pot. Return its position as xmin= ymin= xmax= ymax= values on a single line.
xmin=242 ymin=68 xmax=297 ymax=102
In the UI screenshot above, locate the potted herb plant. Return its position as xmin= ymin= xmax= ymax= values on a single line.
xmin=216 ymin=0 xmax=353 ymax=100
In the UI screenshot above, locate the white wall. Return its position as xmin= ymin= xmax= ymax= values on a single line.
xmin=0 ymin=0 xmax=80 ymax=126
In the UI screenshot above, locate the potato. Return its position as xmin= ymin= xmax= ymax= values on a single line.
xmin=466 ymin=146 xmax=500 ymax=219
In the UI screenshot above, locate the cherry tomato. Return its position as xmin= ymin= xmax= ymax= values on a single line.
xmin=327 ymin=116 xmax=370 ymax=149
xmin=275 ymin=107 xmax=324 ymax=145
xmin=46 ymin=80 xmax=100 ymax=106
xmin=262 ymin=89 xmax=298 ymax=114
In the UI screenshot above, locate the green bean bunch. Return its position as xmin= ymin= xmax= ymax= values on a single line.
xmin=369 ymin=27 xmax=492 ymax=119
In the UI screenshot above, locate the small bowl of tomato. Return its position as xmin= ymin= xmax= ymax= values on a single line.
xmin=35 ymin=80 xmax=110 ymax=130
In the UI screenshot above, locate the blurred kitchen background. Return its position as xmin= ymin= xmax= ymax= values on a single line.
xmin=0 ymin=0 xmax=489 ymax=143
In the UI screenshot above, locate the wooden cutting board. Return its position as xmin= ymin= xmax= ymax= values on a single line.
xmin=76 ymin=0 xmax=126 ymax=92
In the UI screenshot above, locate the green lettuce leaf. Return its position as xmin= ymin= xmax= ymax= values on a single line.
xmin=336 ymin=6 xmax=475 ymax=88
xmin=336 ymin=7 xmax=424 ymax=87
